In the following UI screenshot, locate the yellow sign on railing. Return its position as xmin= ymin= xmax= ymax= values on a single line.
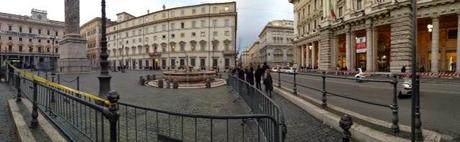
xmin=7 ymin=63 xmax=112 ymax=106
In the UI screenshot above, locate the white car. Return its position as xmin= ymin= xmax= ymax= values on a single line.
xmin=285 ymin=67 xmax=297 ymax=73
xmin=354 ymin=68 xmax=369 ymax=82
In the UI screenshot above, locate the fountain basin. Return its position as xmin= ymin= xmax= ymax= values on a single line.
xmin=163 ymin=71 xmax=216 ymax=83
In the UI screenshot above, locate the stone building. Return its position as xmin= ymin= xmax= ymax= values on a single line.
xmin=258 ymin=20 xmax=295 ymax=68
xmin=81 ymin=17 xmax=115 ymax=70
xmin=0 ymin=9 xmax=64 ymax=70
xmin=289 ymin=0 xmax=460 ymax=73
xmin=107 ymin=2 xmax=237 ymax=71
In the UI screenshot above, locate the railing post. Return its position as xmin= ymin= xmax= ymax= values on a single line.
xmin=278 ymin=71 xmax=281 ymax=87
xmin=77 ymin=76 xmax=80 ymax=91
xmin=414 ymin=75 xmax=423 ymax=141
xmin=293 ymin=72 xmax=297 ymax=95
xmin=45 ymin=71 xmax=48 ymax=80
xmin=391 ymin=77 xmax=400 ymax=133
xmin=340 ymin=115 xmax=353 ymax=142
xmin=30 ymin=80 xmax=39 ymax=128
xmin=15 ymin=73 xmax=21 ymax=102
xmin=321 ymin=71 xmax=327 ymax=108
xmin=105 ymin=90 xmax=120 ymax=142
xmin=51 ymin=73 xmax=56 ymax=103
xmin=57 ymin=74 xmax=61 ymax=84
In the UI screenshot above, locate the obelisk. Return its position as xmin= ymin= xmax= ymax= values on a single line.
xmin=58 ymin=0 xmax=90 ymax=73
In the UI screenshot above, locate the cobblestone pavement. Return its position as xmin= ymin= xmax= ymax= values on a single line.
xmin=57 ymin=70 xmax=251 ymax=115
xmin=0 ymin=83 xmax=18 ymax=142
xmin=266 ymin=87 xmax=342 ymax=142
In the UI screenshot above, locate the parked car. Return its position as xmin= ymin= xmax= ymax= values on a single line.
xmin=398 ymin=77 xmax=412 ymax=98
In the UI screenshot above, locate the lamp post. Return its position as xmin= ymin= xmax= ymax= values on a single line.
xmin=98 ymin=0 xmax=111 ymax=98
xmin=410 ymin=0 xmax=423 ymax=141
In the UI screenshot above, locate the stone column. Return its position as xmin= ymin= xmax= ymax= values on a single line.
xmin=431 ymin=16 xmax=440 ymax=73
xmin=456 ymin=13 xmax=460 ymax=73
xmin=312 ymin=42 xmax=317 ymax=68
xmin=301 ymin=45 xmax=305 ymax=67
xmin=373 ymin=26 xmax=379 ymax=72
xmin=346 ymin=29 xmax=352 ymax=71
xmin=366 ymin=20 xmax=374 ymax=72
xmin=58 ymin=0 xmax=89 ymax=73
xmin=331 ymin=36 xmax=337 ymax=69
xmin=306 ymin=44 xmax=311 ymax=67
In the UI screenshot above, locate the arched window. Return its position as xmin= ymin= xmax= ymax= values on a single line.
xmin=223 ymin=40 xmax=231 ymax=51
xmin=212 ymin=40 xmax=219 ymax=51
xmin=170 ymin=42 xmax=176 ymax=52
xmin=179 ymin=41 xmax=186 ymax=52
xmin=199 ymin=40 xmax=207 ymax=51
xmin=190 ymin=40 xmax=197 ymax=51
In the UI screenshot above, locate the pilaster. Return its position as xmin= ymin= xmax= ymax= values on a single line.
xmin=390 ymin=6 xmax=413 ymax=73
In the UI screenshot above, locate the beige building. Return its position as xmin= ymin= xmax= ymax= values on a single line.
xmin=290 ymin=0 xmax=460 ymax=73
xmin=0 ymin=9 xmax=64 ymax=70
xmin=243 ymin=20 xmax=295 ymax=68
xmin=107 ymin=2 xmax=237 ymax=71
xmin=81 ymin=17 xmax=115 ymax=70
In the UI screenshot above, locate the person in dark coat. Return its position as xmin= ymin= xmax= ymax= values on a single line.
xmin=246 ymin=67 xmax=254 ymax=85
xmin=401 ymin=65 xmax=407 ymax=73
xmin=238 ymin=67 xmax=245 ymax=80
xmin=255 ymin=65 xmax=262 ymax=89
xmin=264 ymin=69 xmax=273 ymax=97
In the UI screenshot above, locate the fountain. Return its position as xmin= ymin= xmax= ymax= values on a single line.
xmin=146 ymin=66 xmax=226 ymax=89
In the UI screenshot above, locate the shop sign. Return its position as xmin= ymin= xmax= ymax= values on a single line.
xmin=356 ymin=37 xmax=367 ymax=53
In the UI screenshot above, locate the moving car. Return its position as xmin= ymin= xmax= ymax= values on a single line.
xmin=354 ymin=68 xmax=370 ymax=82
xmin=399 ymin=77 xmax=412 ymax=98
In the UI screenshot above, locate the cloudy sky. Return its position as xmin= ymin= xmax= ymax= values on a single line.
xmin=0 ymin=0 xmax=293 ymax=51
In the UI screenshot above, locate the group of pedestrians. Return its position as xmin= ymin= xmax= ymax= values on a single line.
xmin=233 ymin=62 xmax=274 ymax=97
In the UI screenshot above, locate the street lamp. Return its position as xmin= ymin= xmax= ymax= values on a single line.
xmin=98 ymin=0 xmax=112 ymax=99
xmin=410 ymin=0 xmax=423 ymax=141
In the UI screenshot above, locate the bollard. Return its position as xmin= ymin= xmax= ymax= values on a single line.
xmin=158 ymin=79 xmax=164 ymax=88
xmin=105 ymin=91 xmax=120 ymax=142
xmin=76 ymin=76 xmax=80 ymax=91
xmin=173 ymin=82 xmax=179 ymax=89
xmin=339 ymin=115 xmax=353 ymax=142
xmin=321 ymin=71 xmax=327 ymax=108
xmin=391 ymin=77 xmax=400 ymax=133
xmin=293 ymin=72 xmax=297 ymax=95
xmin=15 ymin=74 xmax=21 ymax=102
xmin=30 ymin=80 xmax=39 ymax=128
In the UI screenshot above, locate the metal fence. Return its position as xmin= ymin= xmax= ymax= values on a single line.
xmin=227 ymin=75 xmax=287 ymax=142
xmin=4 ymin=63 xmax=284 ymax=142
xmin=273 ymin=71 xmax=402 ymax=133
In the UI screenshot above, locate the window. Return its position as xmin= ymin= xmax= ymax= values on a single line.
xmin=213 ymin=31 xmax=218 ymax=37
xmin=213 ymin=7 xmax=217 ymax=13
xmin=8 ymin=37 xmax=12 ymax=40
xmin=200 ymin=58 xmax=205 ymax=67
xmin=338 ymin=6 xmax=343 ymax=17
xmin=29 ymin=28 xmax=32 ymax=33
xmin=47 ymin=30 xmax=50 ymax=35
xmin=171 ymin=23 xmax=175 ymax=30
xmin=19 ymin=38 xmax=22 ymax=41
xmin=162 ymin=24 xmax=166 ymax=31
xmin=8 ymin=25 xmax=12 ymax=31
xmin=201 ymin=20 xmax=206 ymax=27
xmin=200 ymin=32 xmax=205 ymax=37
xmin=181 ymin=10 xmax=185 ymax=15
xmin=192 ymin=32 xmax=196 ymax=37
xmin=29 ymin=46 xmax=33 ymax=52
xmin=201 ymin=7 xmax=206 ymax=13
xmin=47 ymin=40 xmax=50 ymax=43
xmin=225 ymin=31 xmax=230 ymax=36
xmin=224 ymin=19 xmax=230 ymax=27
xmin=162 ymin=35 xmax=166 ymax=39
xmin=212 ymin=19 xmax=217 ymax=27
xmin=225 ymin=58 xmax=230 ymax=67
xmin=19 ymin=27 xmax=22 ymax=32
xmin=171 ymin=34 xmax=175 ymax=38
xmin=8 ymin=45 xmax=12 ymax=51
xmin=29 ymin=39 xmax=32 ymax=42
xmin=180 ymin=33 xmax=185 ymax=38
xmin=192 ymin=9 xmax=196 ymax=14
xmin=19 ymin=46 xmax=23 ymax=52
xmin=191 ymin=58 xmax=196 ymax=66
xmin=357 ymin=0 xmax=363 ymax=10
xmin=181 ymin=22 xmax=185 ymax=29
xmin=192 ymin=21 xmax=196 ymax=28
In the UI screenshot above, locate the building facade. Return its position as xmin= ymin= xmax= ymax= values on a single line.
xmin=258 ymin=20 xmax=295 ymax=68
xmin=81 ymin=17 xmax=114 ymax=70
xmin=107 ymin=2 xmax=237 ymax=71
xmin=290 ymin=0 xmax=460 ymax=73
xmin=0 ymin=9 xmax=64 ymax=70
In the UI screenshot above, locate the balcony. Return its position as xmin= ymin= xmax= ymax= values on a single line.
xmin=148 ymin=52 xmax=161 ymax=57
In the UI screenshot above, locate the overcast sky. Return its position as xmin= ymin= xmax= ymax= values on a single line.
xmin=0 ymin=0 xmax=293 ymax=51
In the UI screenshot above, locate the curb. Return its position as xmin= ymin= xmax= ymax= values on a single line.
xmin=273 ymin=87 xmax=443 ymax=142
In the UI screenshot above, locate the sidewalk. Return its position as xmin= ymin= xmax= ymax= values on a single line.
xmin=0 ymin=83 xmax=18 ymax=142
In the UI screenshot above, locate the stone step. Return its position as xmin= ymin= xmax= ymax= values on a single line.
xmin=8 ymin=99 xmax=68 ymax=142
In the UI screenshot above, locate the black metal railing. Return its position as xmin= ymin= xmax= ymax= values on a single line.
xmin=273 ymin=71 xmax=401 ymax=134
xmin=4 ymin=63 xmax=285 ymax=142
xmin=227 ymin=75 xmax=287 ymax=142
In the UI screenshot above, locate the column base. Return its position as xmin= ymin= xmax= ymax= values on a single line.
xmin=57 ymin=58 xmax=90 ymax=73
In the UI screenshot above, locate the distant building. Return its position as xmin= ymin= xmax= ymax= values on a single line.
xmin=245 ymin=20 xmax=295 ymax=68
xmin=0 ymin=9 xmax=64 ymax=70
xmin=107 ymin=2 xmax=238 ymax=71
xmin=80 ymin=17 xmax=115 ymax=70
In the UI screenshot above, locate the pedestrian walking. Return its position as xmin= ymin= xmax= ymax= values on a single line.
xmin=246 ymin=67 xmax=254 ymax=85
xmin=264 ymin=69 xmax=273 ymax=97
xmin=255 ymin=65 xmax=262 ymax=89
xmin=238 ymin=67 xmax=245 ymax=80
